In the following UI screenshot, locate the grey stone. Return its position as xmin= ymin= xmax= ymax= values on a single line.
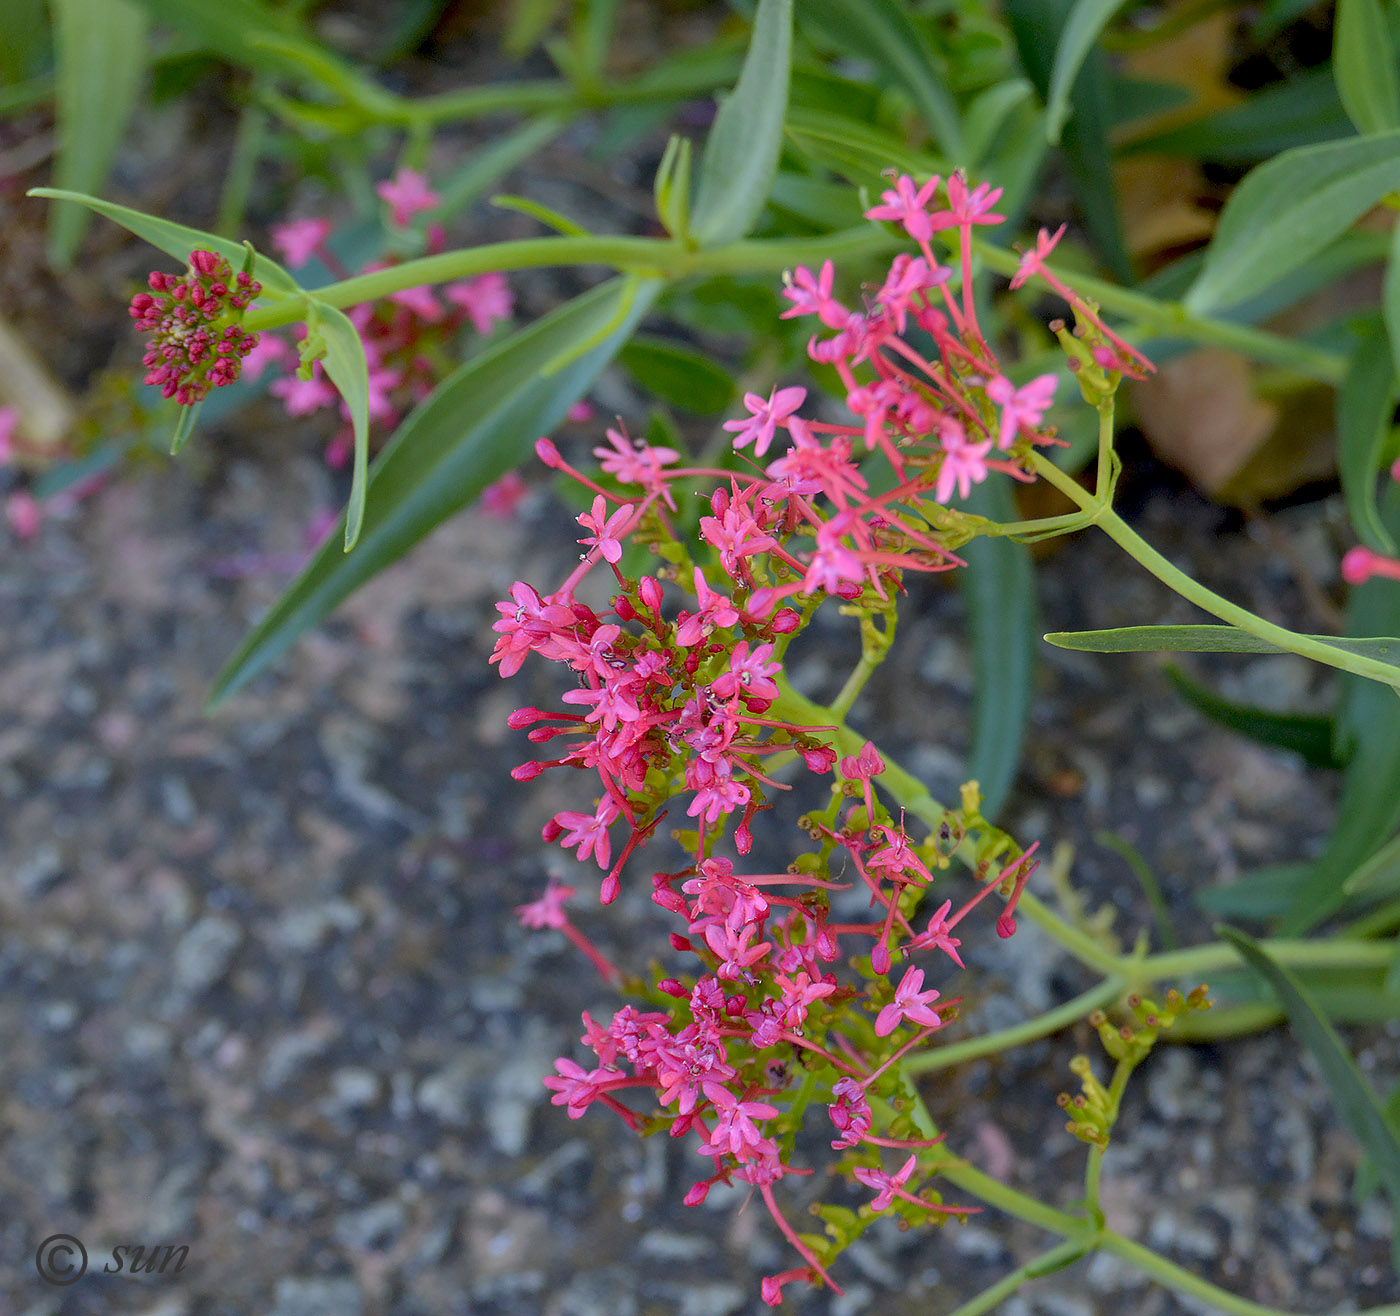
xmin=268 ymin=1277 xmax=363 ymax=1316
xmin=171 ymin=915 xmax=242 ymax=996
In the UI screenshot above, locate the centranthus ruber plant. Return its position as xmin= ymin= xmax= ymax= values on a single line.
xmin=491 ymin=172 xmax=1236 ymax=1307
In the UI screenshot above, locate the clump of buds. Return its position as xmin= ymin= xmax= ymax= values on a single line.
xmin=1059 ymin=986 xmax=1211 ymax=1148
xmin=129 ymin=250 xmax=261 ymax=405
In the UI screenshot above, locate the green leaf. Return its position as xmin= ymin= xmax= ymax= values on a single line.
xmin=490 ymin=193 xmax=590 ymax=237
xmin=1196 ymin=863 xmax=1312 ymax=919
xmin=689 ymin=0 xmax=792 ymax=246
xmin=129 ymin=0 xmax=343 ymax=86
xmin=1125 ymin=67 xmax=1349 ymax=164
xmin=784 ymin=107 xmax=946 ymax=188
xmin=431 ymin=116 xmax=565 ymax=223
xmin=1339 ymin=323 xmax=1399 ymax=556
xmin=958 ymin=479 xmax=1035 ymax=820
xmin=27 ymin=187 xmax=300 ymax=297
xmin=1342 ymin=831 xmax=1400 ymax=898
xmin=801 ymin=0 xmax=964 ymax=160
xmin=1218 ymin=924 xmax=1400 ymax=1255
xmin=48 ymin=0 xmax=148 ymax=268
xmin=209 ymin=276 xmax=661 ymax=705
xmin=1044 ymin=624 xmax=1400 ymax=671
xmin=1163 ymin=663 xmax=1342 ymax=769
xmin=168 ymin=399 xmax=202 ymax=455
xmin=618 ymin=336 xmax=734 ymax=414
xmin=311 ymin=301 xmax=371 ymax=551
xmin=1185 ymin=131 xmax=1400 ymax=314
xmin=1335 ymin=0 xmax=1400 ymax=136
xmin=1044 ymin=0 xmax=1131 ymax=145
xmin=1005 ymin=0 xmax=1131 ymax=281
xmin=1384 ymin=218 xmax=1400 ymax=382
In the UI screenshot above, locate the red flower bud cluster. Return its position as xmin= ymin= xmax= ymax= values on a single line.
xmin=128 ymin=250 xmax=261 ymax=406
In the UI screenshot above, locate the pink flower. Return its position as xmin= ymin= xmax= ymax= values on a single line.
xmin=551 ymin=796 xmax=620 ymax=868
xmin=780 ymin=260 xmax=848 ymax=329
xmin=239 ymin=334 xmax=292 ymax=382
xmin=906 ymin=899 xmax=964 ymax=967
xmin=723 ymin=386 xmax=807 ymax=458
xmin=934 ymin=422 xmax=992 ymax=503
xmin=270 ymin=217 xmax=333 ymax=268
xmin=481 ymin=471 xmax=529 ymax=518
xmin=566 ymin=400 xmax=595 ymax=424
xmin=542 ymin=1057 xmax=609 ymax=1118
xmin=985 ymin=374 xmax=1057 ymax=450
xmin=576 ymin=495 xmax=634 ymax=563
xmin=592 ymin=426 xmax=679 ymax=496
xmin=710 ymin=640 xmax=781 ymax=703
xmin=929 ymin=172 xmax=1005 ymax=230
xmin=270 ymin=365 xmax=337 ymax=416
xmin=1010 ymin=224 xmax=1067 ymax=291
xmin=376 ymin=168 xmax=440 ymax=226
xmin=6 ymin=491 xmax=42 ymax=540
xmin=388 ymin=285 xmax=444 ymax=322
xmin=446 ymin=271 xmax=513 ymax=335
xmin=853 ymin=1154 xmax=918 ymax=1211
xmin=1342 ymin=545 xmax=1400 ymax=585
xmin=874 ymin=967 xmax=943 ymax=1037
xmin=675 ymin=568 xmax=740 ymax=646
xmin=864 ymin=174 xmax=943 ymax=242
xmin=516 ymin=876 xmax=575 ymax=930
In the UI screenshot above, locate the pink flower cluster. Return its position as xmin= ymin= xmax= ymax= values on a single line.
xmin=248 ymin=206 xmax=513 ymax=466
xmin=128 ymin=250 xmax=262 ymax=406
xmin=488 ymin=171 xmax=1127 ymax=1304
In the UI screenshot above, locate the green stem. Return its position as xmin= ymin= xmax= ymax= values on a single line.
xmin=975 ymin=242 xmax=1348 ymax=383
xmin=1137 ymin=936 xmax=1394 ymax=981
xmin=1029 ymin=451 xmax=1400 ymax=690
xmin=243 ymin=227 xmax=900 ymax=331
xmin=904 ymin=978 xmax=1124 ymax=1074
xmin=943 ymin=1240 xmax=1089 ymax=1316
xmin=1017 ymin=891 xmax=1127 ymax=978
xmin=1097 ymin=1229 xmax=1381 ymax=1316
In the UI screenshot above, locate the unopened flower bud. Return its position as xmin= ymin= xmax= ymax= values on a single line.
xmin=770 ymin=608 xmax=802 ymax=633
xmin=657 ymin=978 xmax=687 ymax=997
xmin=535 ymin=437 xmax=564 ymax=468
xmin=511 ymin=761 xmax=546 ymax=781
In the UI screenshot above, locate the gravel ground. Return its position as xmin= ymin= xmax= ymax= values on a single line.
xmin=1 ymin=424 xmax=1397 ymax=1315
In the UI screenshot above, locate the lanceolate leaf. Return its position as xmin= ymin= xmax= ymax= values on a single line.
xmin=1044 ymin=0 xmax=1131 ymax=145
xmin=1044 ymin=624 xmax=1400 ymax=671
xmin=959 ymin=479 xmax=1036 ymax=820
xmin=802 ymin=0 xmax=964 ymax=160
xmin=28 ymin=187 xmax=300 ymax=296
xmin=689 ymin=0 xmax=792 ymax=247
xmin=209 ymin=276 xmax=661 ymax=705
xmin=1218 ymin=925 xmax=1400 ymax=1254
xmin=1185 ymin=131 xmax=1400 ymax=314
xmin=1338 ymin=323 xmax=1398 ymax=556
xmin=1335 ymin=0 xmax=1400 ymax=136
xmin=1342 ymin=832 xmax=1400 ymax=899
xmin=1163 ymin=664 xmax=1342 ymax=769
xmin=1005 ymin=0 xmax=1131 ymax=281
xmin=618 ymin=336 xmax=734 ymax=414
xmin=312 ymin=301 xmax=371 ymax=550
xmin=49 ymin=0 xmax=148 ymax=268
xmin=1384 ymin=219 xmax=1400 ymax=382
